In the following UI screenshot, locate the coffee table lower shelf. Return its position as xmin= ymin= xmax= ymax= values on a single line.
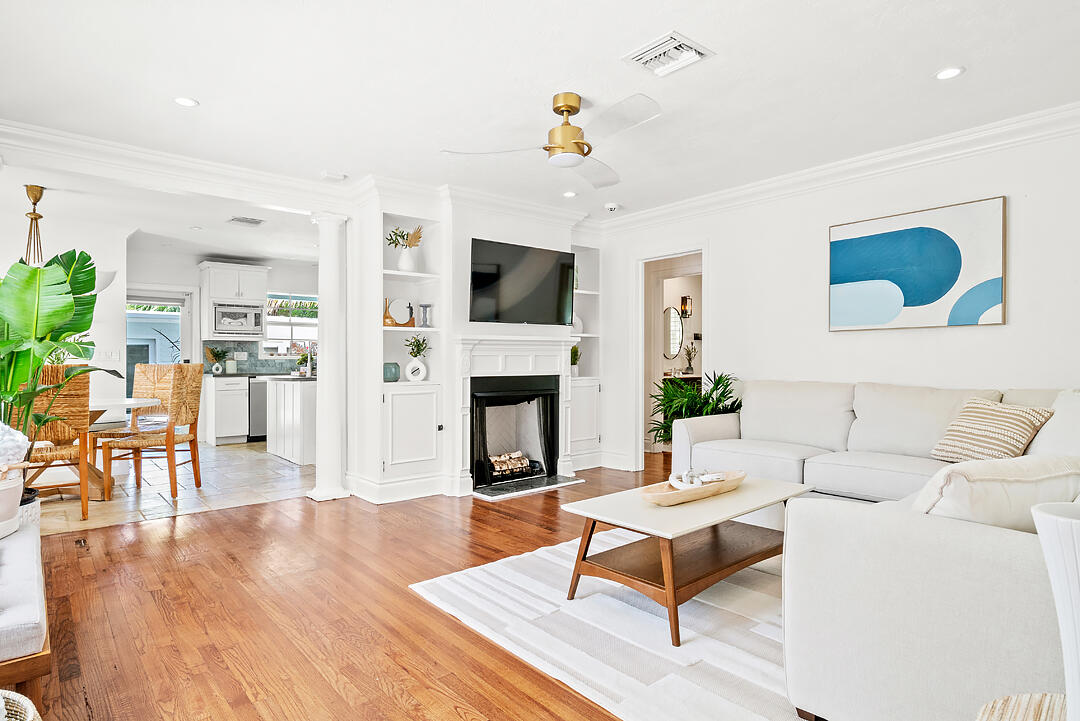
xmin=567 ymin=519 xmax=784 ymax=646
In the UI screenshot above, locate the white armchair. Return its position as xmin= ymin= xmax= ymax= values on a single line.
xmin=671 ymin=413 xmax=740 ymax=475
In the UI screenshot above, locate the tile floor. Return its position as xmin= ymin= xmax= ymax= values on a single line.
xmin=38 ymin=442 xmax=315 ymax=535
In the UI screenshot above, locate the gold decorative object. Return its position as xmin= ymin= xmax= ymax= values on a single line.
xmin=542 ymin=92 xmax=593 ymax=163
xmin=406 ymin=225 xmax=423 ymax=248
xmin=23 ymin=185 xmax=45 ymax=266
xmin=383 ymin=298 xmax=415 ymax=327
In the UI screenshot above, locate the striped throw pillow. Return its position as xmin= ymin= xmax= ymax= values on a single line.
xmin=932 ymin=398 xmax=1055 ymax=463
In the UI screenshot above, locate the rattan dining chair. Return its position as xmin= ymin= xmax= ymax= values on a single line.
xmin=21 ymin=364 xmax=91 ymax=520
xmin=100 ymin=364 xmax=203 ymax=500
xmin=92 ymin=363 xmax=175 ymax=472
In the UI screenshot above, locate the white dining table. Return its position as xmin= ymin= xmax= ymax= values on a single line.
xmin=82 ymin=397 xmax=162 ymax=498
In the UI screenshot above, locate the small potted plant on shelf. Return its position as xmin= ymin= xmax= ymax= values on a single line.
xmin=404 ymin=334 xmax=430 ymax=382
xmin=570 ymin=344 xmax=581 ymax=377
xmin=385 ymin=225 xmax=423 ymax=273
xmin=683 ymin=343 xmax=697 ymax=374
xmin=204 ymin=345 xmax=228 ymax=374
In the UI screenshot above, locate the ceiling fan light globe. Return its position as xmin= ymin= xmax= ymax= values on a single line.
xmin=548 ymin=151 xmax=585 ymax=168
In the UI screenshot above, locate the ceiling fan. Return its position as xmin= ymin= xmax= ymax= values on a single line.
xmin=441 ymin=92 xmax=661 ymax=189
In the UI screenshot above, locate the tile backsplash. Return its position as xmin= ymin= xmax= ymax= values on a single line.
xmin=202 ymin=341 xmax=301 ymax=375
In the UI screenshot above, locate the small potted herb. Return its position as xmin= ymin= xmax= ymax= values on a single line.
xmin=404 ymin=334 xmax=430 ymax=382
xmin=570 ymin=344 xmax=581 ymax=377
xmin=204 ymin=345 xmax=228 ymax=374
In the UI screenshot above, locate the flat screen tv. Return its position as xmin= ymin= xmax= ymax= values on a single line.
xmin=469 ymin=239 xmax=575 ymax=325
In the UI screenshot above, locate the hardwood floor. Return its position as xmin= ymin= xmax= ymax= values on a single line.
xmin=38 ymin=455 xmax=670 ymax=721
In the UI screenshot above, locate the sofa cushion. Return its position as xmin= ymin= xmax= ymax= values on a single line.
xmin=1027 ymin=389 xmax=1080 ymax=457
xmin=739 ymin=380 xmax=854 ymax=452
xmin=804 ymin=451 xmax=949 ymax=502
xmin=847 ymin=382 xmax=1002 ymax=458
xmin=931 ymin=398 xmax=1054 ymax=463
xmin=691 ymin=438 xmax=830 ymax=484
xmin=913 ymin=455 xmax=1080 ymax=532
xmin=0 ymin=518 xmax=46 ymax=662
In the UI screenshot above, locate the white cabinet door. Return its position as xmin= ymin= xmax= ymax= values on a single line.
xmin=215 ymin=388 xmax=249 ymax=437
xmin=570 ymin=379 xmax=601 ymax=456
xmin=236 ymin=269 xmax=267 ymax=301
xmin=384 ymin=386 xmax=440 ymax=477
xmin=208 ymin=267 xmax=239 ymax=299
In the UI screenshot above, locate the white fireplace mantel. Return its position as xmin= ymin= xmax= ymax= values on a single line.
xmin=448 ymin=335 xmax=577 ymax=496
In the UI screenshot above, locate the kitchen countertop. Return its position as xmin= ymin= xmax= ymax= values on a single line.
xmin=203 ymin=372 xmax=300 ymax=378
xmin=265 ymin=376 xmax=317 ymax=382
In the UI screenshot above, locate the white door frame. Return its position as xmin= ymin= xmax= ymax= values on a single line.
xmin=633 ymin=247 xmax=707 ymax=471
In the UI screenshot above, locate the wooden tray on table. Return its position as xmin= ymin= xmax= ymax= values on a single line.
xmin=641 ymin=470 xmax=746 ymax=506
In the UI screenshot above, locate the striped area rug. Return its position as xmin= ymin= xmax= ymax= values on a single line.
xmin=411 ymin=528 xmax=798 ymax=721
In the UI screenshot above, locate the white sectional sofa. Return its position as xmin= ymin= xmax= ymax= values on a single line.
xmin=673 ymin=380 xmax=1069 ymax=721
xmin=672 ymin=380 xmax=1058 ymax=503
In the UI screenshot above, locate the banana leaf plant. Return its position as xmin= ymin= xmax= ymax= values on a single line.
xmin=0 ymin=251 xmax=122 ymax=477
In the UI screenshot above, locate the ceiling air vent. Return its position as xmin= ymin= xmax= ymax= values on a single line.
xmin=227 ymin=215 xmax=265 ymax=227
xmin=624 ymin=31 xmax=713 ymax=77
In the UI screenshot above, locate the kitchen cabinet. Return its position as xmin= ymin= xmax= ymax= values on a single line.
xmin=569 ymin=377 xmax=601 ymax=469
xmin=199 ymin=261 xmax=270 ymax=340
xmin=266 ymin=378 xmax=317 ymax=465
xmin=198 ymin=375 xmax=250 ymax=445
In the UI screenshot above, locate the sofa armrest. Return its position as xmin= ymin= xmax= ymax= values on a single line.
xmin=783 ymin=498 xmax=1063 ymax=721
xmin=671 ymin=413 xmax=740 ymax=475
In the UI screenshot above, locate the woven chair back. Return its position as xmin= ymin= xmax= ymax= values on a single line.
xmin=130 ymin=363 xmax=175 ymax=422
xmin=30 ymin=364 xmax=90 ymax=442
xmin=167 ymin=364 xmax=203 ymax=427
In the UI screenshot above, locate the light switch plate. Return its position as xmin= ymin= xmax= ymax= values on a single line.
xmin=234 ymin=351 xmax=249 ymax=360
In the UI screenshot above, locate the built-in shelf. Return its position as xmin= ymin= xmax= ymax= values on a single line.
xmin=571 ymin=375 xmax=600 ymax=382
xmin=383 ymin=269 xmax=440 ymax=281
xmin=573 ymin=289 xmax=599 ymax=296
xmin=571 ymin=333 xmax=600 ymax=339
xmin=383 ymin=326 xmax=441 ymax=332
xmin=384 ymin=380 xmax=441 ymax=387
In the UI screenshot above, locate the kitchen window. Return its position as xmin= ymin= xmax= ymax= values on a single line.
xmin=261 ymin=293 xmax=318 ymax=358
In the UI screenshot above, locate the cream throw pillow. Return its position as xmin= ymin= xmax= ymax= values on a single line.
xmin=913 ymin=455 xmax=1080 ymax=532
xmin=1027 ymin=389 xmax=1080 ymax=456
xmin=931 ymin=398 xmax=1054 ymax=463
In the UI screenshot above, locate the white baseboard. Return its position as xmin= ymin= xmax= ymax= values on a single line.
xmin=306 ymin=486 xmax=350 ymax=502
xmin=571 ymin=451 xmax=603 ymax=472
xmin=346 ymin=471 xmax=449 ymax=504
xmin=600 ymin=451 xmax=637 ymax=471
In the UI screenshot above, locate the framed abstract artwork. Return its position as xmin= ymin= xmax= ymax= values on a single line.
xmin=829 ymin=196 xmax=1006 ymax=331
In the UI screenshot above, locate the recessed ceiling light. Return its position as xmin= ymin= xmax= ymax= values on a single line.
xmin=935 ymin=66 xmax=966 ymax=81
xmin=174 ymin=97 xmax=200 ymax=108
xmin=563 ymin=191 xmax=577 ymax=198
xmin=189 ymin=225 xmax=203 ymax=231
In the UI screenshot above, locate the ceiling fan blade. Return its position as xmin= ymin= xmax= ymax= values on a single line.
xmin=584 ymin=93 xmax=661 ymax=139
xmin=440 ymin=147 xmax=540 ymax=156
xmin=573 ymin=156 xmax=620 ymax=189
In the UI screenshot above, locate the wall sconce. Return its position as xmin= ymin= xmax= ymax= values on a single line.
xmin=680 ymin=295 xmax=693 ymax=318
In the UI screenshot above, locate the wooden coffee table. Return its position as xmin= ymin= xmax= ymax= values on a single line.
xmin=562 ymin=477 xmax=812 ymax=646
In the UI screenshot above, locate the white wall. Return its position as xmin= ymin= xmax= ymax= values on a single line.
xmin=0 ymin=214 xmax=129 ymax=406
xmin=599 ymin=130 xmax=1080 ymax=469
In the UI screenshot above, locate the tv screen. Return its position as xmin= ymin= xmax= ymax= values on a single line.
xmin=469 ymin=239 xmax=575 ymax=325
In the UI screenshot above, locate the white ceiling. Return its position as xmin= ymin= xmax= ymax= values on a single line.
xmin=2 ymin=1 xmax=1080 ymax=218
xmin=0 ymin=166 xmax=318 ymax=260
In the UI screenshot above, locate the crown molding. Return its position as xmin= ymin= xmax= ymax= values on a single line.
xmin=442 ymin=185 xmax=588 ymax=228
xmin=0 ymin=118 xmax=357 ymax=214
xmin=600 ymin=101 xmax=1080 ymax=234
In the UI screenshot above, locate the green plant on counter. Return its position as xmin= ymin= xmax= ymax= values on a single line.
xmin=683 ymin=343 xmax=697 ymax=369
xmin=0 ymin=250 xmax=122 ymax=468
xmin=204 ymin=345 xmax=228 ymax=364
xmin=648 ymin=371 xmax=742 ymax=444
xmin=296 ymin=352 xmax=309 ymax=367
xmin=570 ymin=344 xmax=580 ymax=366
xmin=405 ymin=334 xmax=429 ymax=358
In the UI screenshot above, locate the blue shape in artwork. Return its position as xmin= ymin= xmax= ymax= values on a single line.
xmin=830 ymin=280 xmax=904 ymax=327
xmin=947 ymin=277 xmax=1003 ymax=326
xmin=830 ymin=227 xmax=962 ymax=307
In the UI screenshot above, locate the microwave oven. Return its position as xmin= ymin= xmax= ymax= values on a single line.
xmin=213 ymin=303 xmax=264 ymax=335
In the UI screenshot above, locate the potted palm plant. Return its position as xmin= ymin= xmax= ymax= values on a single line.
xmin=0 ymin=251 xmax=121 ymax=535
xmin=648 ymin=372 xmax=742 ymax=444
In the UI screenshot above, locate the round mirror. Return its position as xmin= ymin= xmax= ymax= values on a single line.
xmin=388 ymin=298 xmax=413 ymax=325
xmin=663 ymin=306 xmax=684 ymax=360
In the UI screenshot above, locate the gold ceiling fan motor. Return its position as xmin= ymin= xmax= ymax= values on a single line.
xmin=543 ymin=92 xmax=592 ymax=167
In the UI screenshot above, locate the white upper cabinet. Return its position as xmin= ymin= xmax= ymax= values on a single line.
xmin=200 ymin=261 xmax=269 ymax=302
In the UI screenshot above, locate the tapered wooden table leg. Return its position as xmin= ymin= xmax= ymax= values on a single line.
xmin=659 ymin=537 xmax=680 ymax=646
xmin=567 ymin=518 xmax=597 ymax=600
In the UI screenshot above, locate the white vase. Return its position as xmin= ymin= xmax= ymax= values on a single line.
xmin=0 ymin=469 xmax=22 ymax=540
xmin=405 ymin=358 xmax=428 ymax=382
xmin=1033 ymin=501 xmax=1080 ymax=721
xmin=571 ymin=365 xmax=580 ymax=377
xmin=397 ymin=247 xmax=421 ymax=273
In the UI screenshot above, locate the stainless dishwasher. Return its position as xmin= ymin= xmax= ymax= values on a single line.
xmin=248 ymin=376 xmax=268 ymax=441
